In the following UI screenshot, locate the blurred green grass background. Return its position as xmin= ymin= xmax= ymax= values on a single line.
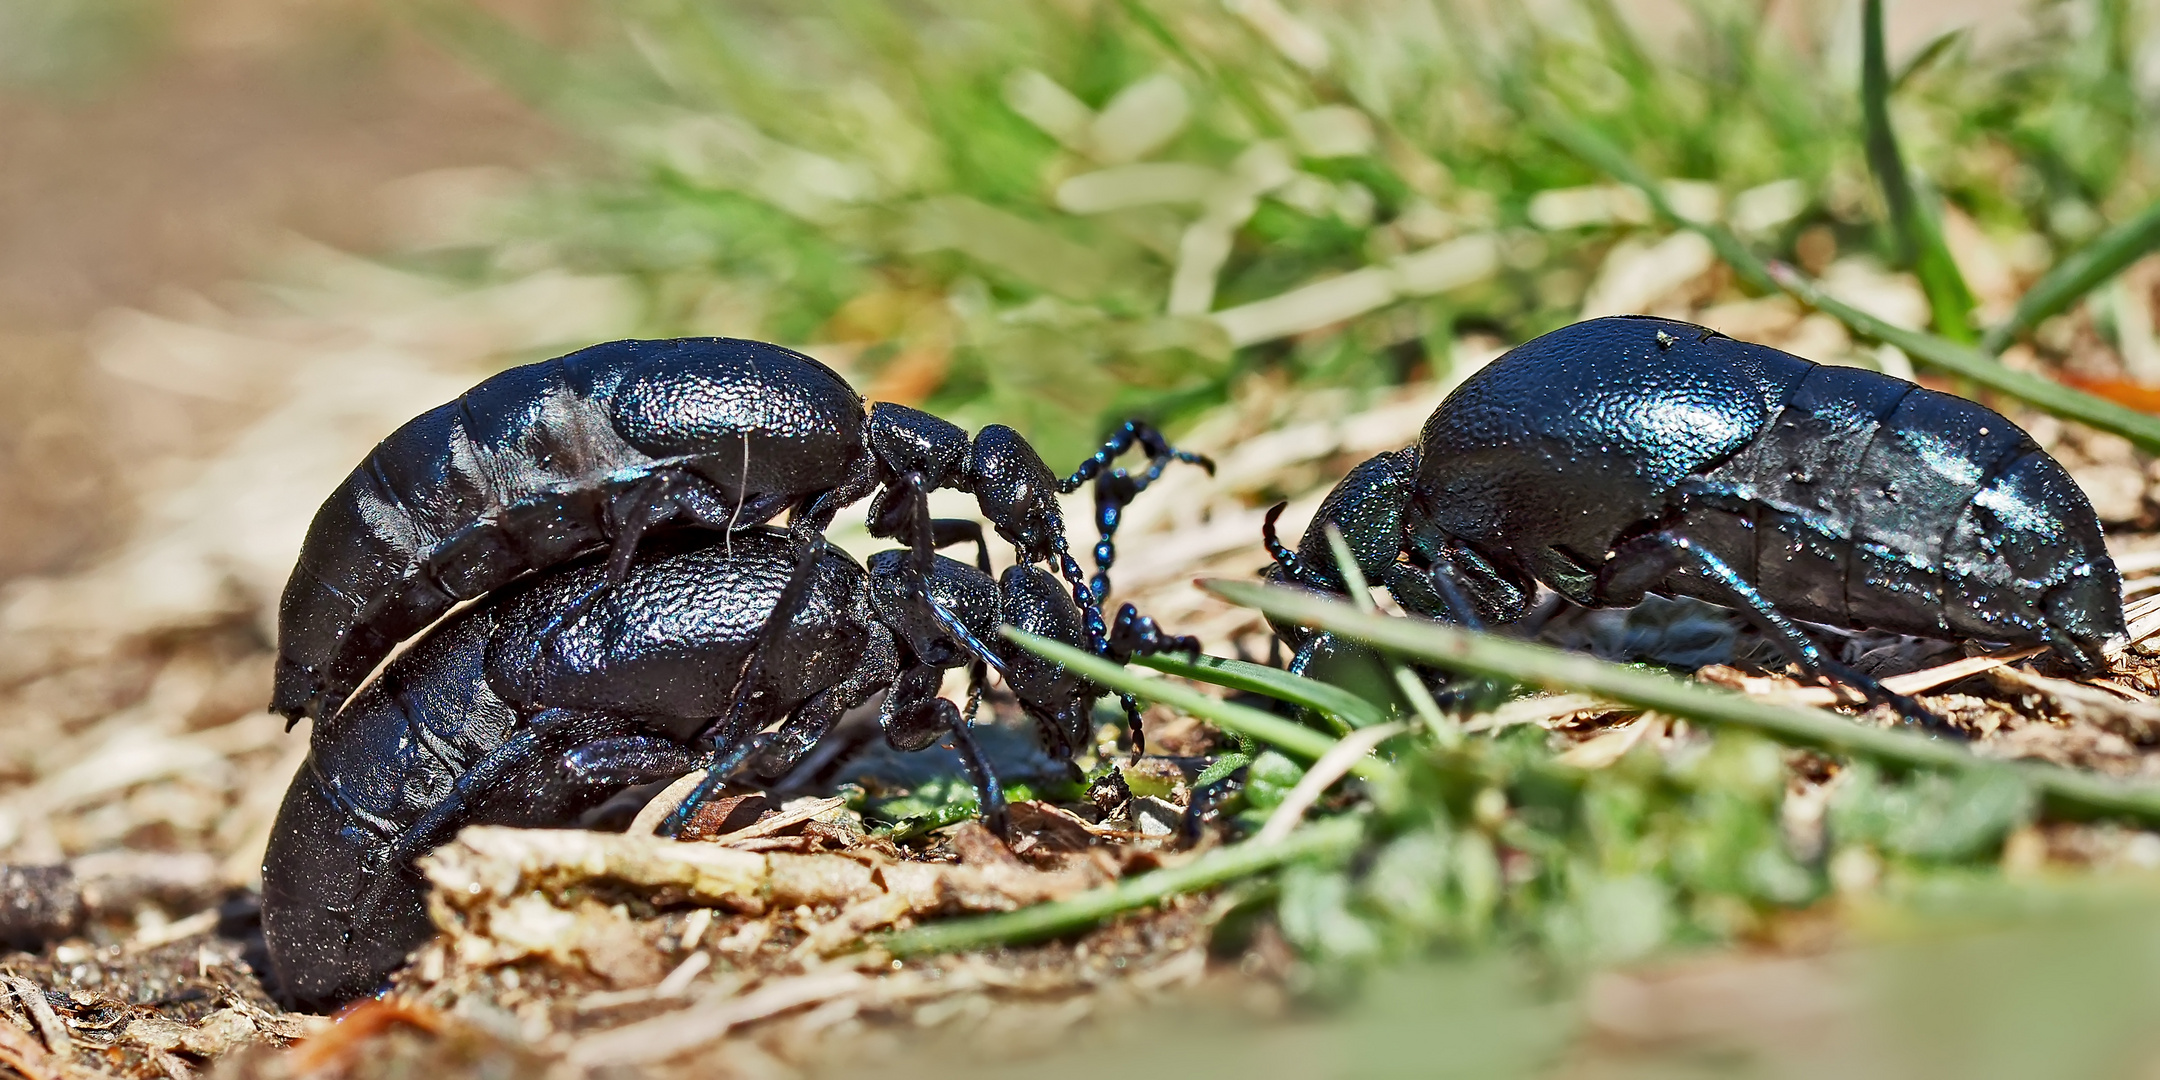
xmin=402 ymin=0 xmax=2157 ymax=465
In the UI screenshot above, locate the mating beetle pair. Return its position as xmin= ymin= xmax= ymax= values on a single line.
xmin=263 ymin=337 xmax=1207 ymax=1006
xmin=272 ymin=336 xmax=1208 ymax=727
xmin=263 ymin=526 xmax=1146 ymax=1010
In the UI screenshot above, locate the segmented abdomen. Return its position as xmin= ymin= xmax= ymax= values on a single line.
xmin=1683 ymin=363 xmax=2121 ymax=650
xmin=261 ymin=608 xmax=514 ymax=1010
xmin=272 ymin=350 xmax=648 ymax=722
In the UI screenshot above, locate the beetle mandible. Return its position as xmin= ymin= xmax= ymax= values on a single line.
xmin=1263 ymin=315 xmax=2127 ymax=724
xmin=272 ymin=337 xmax=1211 ymax=726
xmin=262 ymin=525 xmax=1191 ymax=1011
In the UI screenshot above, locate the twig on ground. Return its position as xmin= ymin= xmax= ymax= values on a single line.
xmin=565 ymin=970 xmax=870 ymax=1067
xmin=2 ymin=976 xmax=69 ymax=1058
xmin=0 ymin=1016 xmax=60 ymax=1080
xmin=1703 ymin=646 xmax=2045 ymax=706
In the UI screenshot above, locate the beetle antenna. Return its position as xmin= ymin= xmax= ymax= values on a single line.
xmin=1262 ymin=502 xmax=1302 ymax=574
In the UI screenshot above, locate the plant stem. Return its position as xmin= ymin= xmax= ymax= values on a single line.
xmin=1981 ymin=198 xmax=2160 ymax=354
xmin=1134 ymin=652 xmax=1387 ymax=733
xmin=879 ymin=814 xmax=1367 ymax=955
xmin=1861 ymin=0 xmax=1975 ymax=342
xmin=1003 ymin=630 xmax=1391 ymax=780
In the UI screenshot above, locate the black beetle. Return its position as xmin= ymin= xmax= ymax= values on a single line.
xmin=1264 ymin=315 xmax=2127 ymax=722
xmin=272 ymin=337 xmax=1209 ymax=725
xmin=262 ymin=524 xmax=1187 ymax=1011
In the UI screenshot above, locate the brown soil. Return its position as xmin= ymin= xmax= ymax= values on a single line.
xmin=0 ymin=0 xmax=562 ymax=582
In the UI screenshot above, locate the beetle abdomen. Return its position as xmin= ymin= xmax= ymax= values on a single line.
xmin=273 ymin=349 xmax=646 ymax=722
xmin=482 ymin=529 xmax=871 ymax=735
xmin=273 ymin=338 xmax=874 ymax=723
xmin=1676 ymin=359 xmax=2122 ymax=657
xmin=263 ymin=609 xmax=513 ymax=1010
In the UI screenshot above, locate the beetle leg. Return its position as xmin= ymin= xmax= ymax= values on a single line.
xmin=877 ymin=472 xmax=1020 ymax=680
xmin=652 ymin=736 xmax=772 ymax=840
xmin=1056 ymin=420 xmax=1215 ymax=495
xmin=749 ymin=619 xmax=899 ymax=781
xmin=653 ymin=534 xmax=829 ymax=838
xmin=1601 ymin=529 xmax=1955 ymax=735
xmin=486 ymin=735 xmax=707 ymax=826
xmin=1106 ymin=603 xmax=1203 ymax=661
xmin=878 ymin=663 xmax=951 ymax=752
xmin=1182 ymin=765 xmax=1248 ymax=847
xmin=948 ymin=663 xmax=1010 ymax=838
xmin=1102 ymin=603 xmax=1196 ymax=755
xmin=1057 ymin=420 xmax=1215 ymax=602
xmin=881 ymin=661 xmax=1010 ymax=838
xmin=1262 ymin=502 xmax=1303 ymax=576
xmin=348 ymin=706 xmax=597 ymax=932
xmin=1102 ymin=601 xmax=1198 ymax=755
xmin=933 ymin=519 xmax=993 ymax=573
xmin=528 ymin=469 xmax=784 ymax=677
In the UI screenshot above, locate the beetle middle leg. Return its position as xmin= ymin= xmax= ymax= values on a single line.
xmin=1600 ymin=528 xmax=1953 ymax=734
xmin=881 ymin=661 xmax=1011 ymax=838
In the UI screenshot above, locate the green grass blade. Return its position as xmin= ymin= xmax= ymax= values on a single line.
xmin=879 ymin=813 xmax=1366 ymax=955
xmin=1981 ymin=198 xmax=2160 ymax=354
xmin=1861 ymin=0 xmax=1975 ymax=343
xmin=1547 ymin=118 xmax=2160 ymax=453
xmin=1892 ymin=27 xmax=1966 ymax=91
xmin=1133 ymin=652 xmax=1388 ymax=733
xmin=1001 ymin=630 xmax=1392 ymax=780
xmin=1204 ymin=579 xmax=2160 ymax=824
xmin=1323 ymin=526 xmax=1454 ymax=741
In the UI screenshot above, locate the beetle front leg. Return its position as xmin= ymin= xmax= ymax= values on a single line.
xmin=1058 ymin=420 xmax=1215 ymax=602
xmin=652 ymin=736 xmax=773 ymax=840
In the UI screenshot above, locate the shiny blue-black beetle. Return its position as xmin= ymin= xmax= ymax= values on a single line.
xmin=1264 ymin=315 xmax=2127 ymax=722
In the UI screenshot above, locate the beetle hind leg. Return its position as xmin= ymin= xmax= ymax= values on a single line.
xmin=1601 ymin=529 xmax=1957 ymax=736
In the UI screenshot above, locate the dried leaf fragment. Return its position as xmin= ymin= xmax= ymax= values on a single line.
xmin=422 ymin=826 xmax=767 ymax=910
